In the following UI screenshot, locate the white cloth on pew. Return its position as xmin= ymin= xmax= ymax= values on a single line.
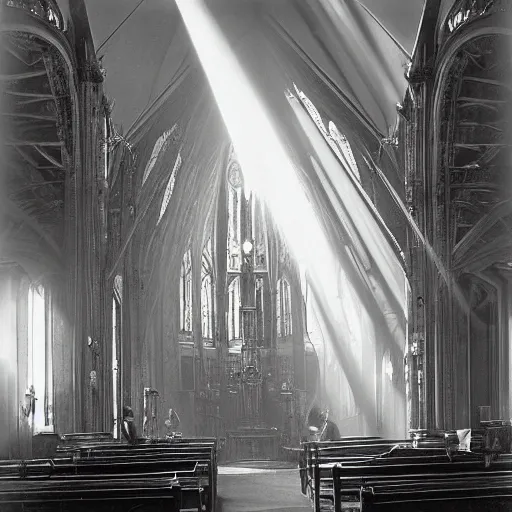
xmin=457 ymin=429 xmax=471 ymax=452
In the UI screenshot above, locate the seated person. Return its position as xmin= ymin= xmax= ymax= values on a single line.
xmin=319 ymin=410 xmax=340 ymax=441
xmin=121 ymin=405 xmax=138 ymax=445
xmin=308 ymin=406 xmax=340 ymax=441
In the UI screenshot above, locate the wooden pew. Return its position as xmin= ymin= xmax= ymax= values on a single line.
xmin=301 ymin=438 xmax=412 ymax=498
xmin=302 ymin=434 xmax=512 ymax=512
xmin=0 ymin=459 xmax=186 ymax=512
xmin=0 ymin=479 xmax=182 ymax=512
xmin=0 ymin=436 xmax=218 ymax=512
xmin=334 ymin=463 xmax=512 ymax=512
xmin=57 ymin=437 xmax=218 ymax=510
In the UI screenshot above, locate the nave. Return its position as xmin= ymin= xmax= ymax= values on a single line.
xmin=217 ymin=462 xmax=310 ymax=512
xmin=0 ymin=0 xmax=511 ymax=511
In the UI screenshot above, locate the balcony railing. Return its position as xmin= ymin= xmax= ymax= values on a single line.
xmin=4 ymin=0 xmax=64 ymax=30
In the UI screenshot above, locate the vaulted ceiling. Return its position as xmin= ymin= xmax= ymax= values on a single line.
xmin=83 ymin=0 xmax=426 ymax=138
xmin=0 ymin=27 xmax=69 ymax=276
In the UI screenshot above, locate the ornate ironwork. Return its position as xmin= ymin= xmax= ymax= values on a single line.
xmin=4 ymin=0 xmax=64 ymax=30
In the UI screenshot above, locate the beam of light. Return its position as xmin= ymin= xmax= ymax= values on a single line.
xmin=175 ymin=0 xmax=406 ymax=436
xmin=175 ymin=0 xmax=339 ymax=306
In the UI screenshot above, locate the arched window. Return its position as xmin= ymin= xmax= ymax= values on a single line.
xmin=28 ymin=284 xmax=53 ymax=432
xmin=256 ymin=277 xmax=265 ymax=342
xmin=293 ymin=84 xmax=326 ymax=133
xmin=142 ymin=124 xmax=177 ymax=185
xmin=180 ymin=249 xmax=193 ymax=333
xmin=227 ymin=162 xmax=243 ymax=272
xmin=276 ymin=278 xmax=292 ymax=338
xmin=293 ymin=84 xmax=360 ymax=182
xmin=201 ymin=238 xmax=215 ymax=342
xmin=328 ymin=122 xmax=360 ymax=181
xmin=228 ymin=277 xmax=241 ymax=345
xmin=252 ymin=198 xmax=268 ymax=271
xmin=158 ymin=152 xmax=182 ymax=223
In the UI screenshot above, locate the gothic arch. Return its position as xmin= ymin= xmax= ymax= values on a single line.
xmin=430 ymin=14 xmax=512 ymax=428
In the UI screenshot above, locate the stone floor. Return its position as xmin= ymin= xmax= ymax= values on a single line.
xmin=216 ymin=462 xmax=311 ymax=512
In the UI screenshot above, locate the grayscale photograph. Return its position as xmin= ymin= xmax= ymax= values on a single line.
xmin=0 ymin=1 xmax=511 ymax=511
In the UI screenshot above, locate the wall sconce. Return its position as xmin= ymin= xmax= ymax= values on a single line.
xmin=21 ymin=385 xmax=36 ymax=418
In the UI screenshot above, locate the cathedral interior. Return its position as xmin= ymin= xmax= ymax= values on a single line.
xmin=0 ymin=1 xmax=511 ymax=511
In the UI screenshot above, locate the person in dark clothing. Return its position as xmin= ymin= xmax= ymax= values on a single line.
xmin=318 ymin=410 xmax=340 ymax=441
xmin=121 ymin=405 xmax=138 ymax=445
xmin=308 ymin=406 xmax=340 ymax=441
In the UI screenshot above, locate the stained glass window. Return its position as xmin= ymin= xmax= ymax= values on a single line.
xmin=328 ymin=122 xmax=360 ymax=181
xmin=294 ymin=84 xmax=326 ymax=132
xmin=282 ymin=278 xmax=292 ymax=336
xmin=180 ymin=249 xmax=193 ymax=333
xmin=158 ymin=152 xmax=182 ymax=223
xmin=256 ymin=277 xmax=264 ymax=342
xmin=252 ymin=198 xmax=268 ymax=271
xmin=227 ymin=161 xmax=242 ymax=272
xmin=293 ymin=84 xmax=360 ymax=182
xmin=276 ymin=278 xmax=292 ymax=338
xmin=201 ymin=238 xmax=215 ymax=341
xmin=228 ymin=277 xmax=241 ymax=344
xmin=142 ymin=124 xmax=177 ymax=185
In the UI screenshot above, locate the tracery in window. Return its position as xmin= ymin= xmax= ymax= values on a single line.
xmin=180 ymin=249 xmax=193 ymax=333
xmin=328 ymin=122 xmax=360 ymax=181
xmin=293 ymin=84 xmax=360 ymax=182
xmin=228 ymin=277 xmax=241 ymax=345
xmin=252 ymin=198 xmax=268 ymax=271
xmin=158 ymin=152 xmax=182 ymax=224
xmin=28 ymin=284 xmax=53 ymax=432
xmin=201 ymin=238 xmax=215 ymax=341
xmin=227 ymin=164 xmax=242 ymax=272
xmin=142 ymin=125 xmax=178 ymax=185
xmin=294 ymin=83 xmax=326 ymax=133
xmin=276 ymin=278 xmax=292 ymax=338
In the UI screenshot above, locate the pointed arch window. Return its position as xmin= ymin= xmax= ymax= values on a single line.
xmin=228 ymin=277 xmax=241 ymax=344
xmin=293 ymin=84 xmax=360 ymax=182
xmin=294 ymin=84 xmax=326 ymax=132
xmin=227 ymin=162 xmax=242 ymax=272
xmin=256 ymin=277 xmax=265 ymax=342
xmin=328 ymin=122 xmax=360 ymax=181
xmin=252 ymin=197 xmax=268 ymax=271
xmin=276 ymin=278 xmax=292 ymax=339
xmin=180 ymin=249 xmax=193 ymax=333
xmin=158 ymin=152 xmax=182 ymax=224
xmin=142 ymin=124 xmax=177 ymax=185
xmin=201 ymin=238 xmax=215 ymax=342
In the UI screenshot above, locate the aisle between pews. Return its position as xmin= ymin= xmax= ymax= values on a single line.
xmin=217 ymin=461 xmax=310 ymax=512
